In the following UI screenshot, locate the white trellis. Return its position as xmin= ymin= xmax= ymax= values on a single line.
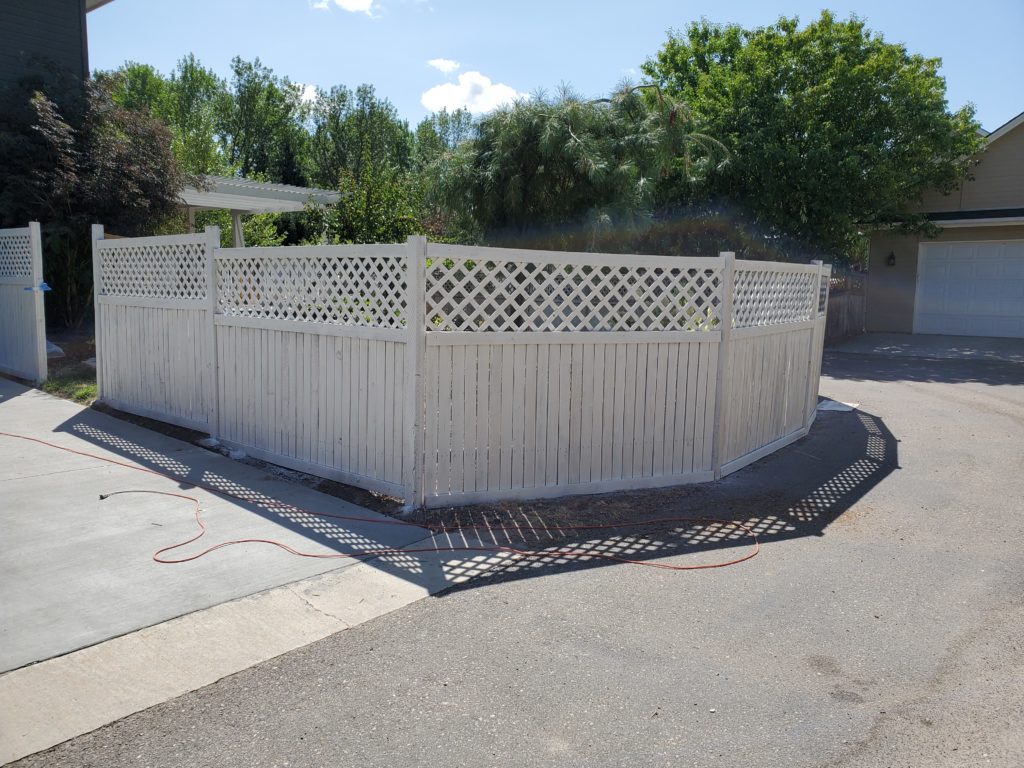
xmin=93 ymin=232 xmax=830 ymax=508
xmin=0 ymin=223 xmax=47 ymax=383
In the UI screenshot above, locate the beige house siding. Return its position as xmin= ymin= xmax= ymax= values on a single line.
xmin=867 ymin=226 xmax=1024 ymax=332
xmin=867 ymin=114 xmax=1024 ymax=334
xmin=918 ymin=120 xmax=1024 ymax=213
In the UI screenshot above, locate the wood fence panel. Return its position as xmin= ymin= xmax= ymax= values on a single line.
xmin=420 ymin=335 xmax=719 ymax=507
xmin=92 ymin=235 xmax=831 ymax=509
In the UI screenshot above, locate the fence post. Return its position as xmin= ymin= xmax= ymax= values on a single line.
xmin=403 ymin=235 xmax=428 ymax=509
xmin=711 ymin=251 xmax=735 ymax=480
xmin=27 ymin=222 xmax=47 ymax=383
xmin=90 ymin=224 xmax=105 ymax=400
xmin=805 ymin=259 xmax=824 ymax=427
xmin=204 ymin=226 xmax=221 ymax=438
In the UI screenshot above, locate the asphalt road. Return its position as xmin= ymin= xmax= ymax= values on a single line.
xmin=15 ymin=345 xmax=1024 ymax=768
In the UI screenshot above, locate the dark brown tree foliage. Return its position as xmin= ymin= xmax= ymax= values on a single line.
xmin=0 ymin=69 xmax=187 ymax=327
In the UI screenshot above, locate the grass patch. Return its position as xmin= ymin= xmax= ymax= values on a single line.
xmin=42 ymin=374 xmax=97 ymax=405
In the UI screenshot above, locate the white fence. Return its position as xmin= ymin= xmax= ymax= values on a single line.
xmin=0 ymin=223 xmax=47 ymax=383
xmin=93 ymin=228 xmax=830 ymax=508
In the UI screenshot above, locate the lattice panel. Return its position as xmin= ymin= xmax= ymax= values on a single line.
xmin=0 ymin=234 xmax=33 ymax=279
xmin=217 ymin=254 xmax=407 ymax=328
xmin=818 ymin=272 xmax=830 ymax=315
xmin=733 ymin=268 xmax=817 ymax=328
xmin=99 ymin=242 xmax=207 ymax=299
xmin=426 ymin=258 xmax=722 ymax=332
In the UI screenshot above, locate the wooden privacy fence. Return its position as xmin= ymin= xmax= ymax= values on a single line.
xmin=0 ymin=223 xmax=47 ymax=383
xmin=92 ymin=227 xmax=830 ymax=508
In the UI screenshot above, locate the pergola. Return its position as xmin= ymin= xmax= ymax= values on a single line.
xmin=180 ymin=176 xmax=341 ymax=247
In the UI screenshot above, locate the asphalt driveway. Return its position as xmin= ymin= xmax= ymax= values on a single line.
xmin=11 ymin=335 xmax=1024 ymax=768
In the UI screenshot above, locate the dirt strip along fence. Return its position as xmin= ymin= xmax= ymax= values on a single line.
xmin=92 ymin=227 xmax=830 ymax=508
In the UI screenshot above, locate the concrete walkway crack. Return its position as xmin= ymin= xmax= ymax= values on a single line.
xmin=284 ymin=585 xmax=351 ymax=628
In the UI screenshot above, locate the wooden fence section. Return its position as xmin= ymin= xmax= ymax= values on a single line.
xmin=92 ymin=226 xmax=218 ymax=431
xmin=825 ymin=290 xmax=866 ymax=342
xmin=0 ymin=223 xmax=47 ymax=383
xmin=419 ymin=246 xmax=726 ymax=505
xmin=212 ymin=244 xmax=410 ymax=497
xmin=93 ymin=234 xmax=830 ymax=508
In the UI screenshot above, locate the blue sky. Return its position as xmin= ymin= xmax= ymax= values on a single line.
xmin=87 ymin=0 xmax=1023 ymax=131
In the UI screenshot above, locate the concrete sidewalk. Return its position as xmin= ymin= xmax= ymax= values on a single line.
xmin=0 ymin=379 xmax=492 ymax=763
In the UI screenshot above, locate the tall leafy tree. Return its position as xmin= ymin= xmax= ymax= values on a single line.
xmin=222 ymin=57 xmax=308 ymax=185
xmin=162 ymin=55 xmax=231 ymax=175
xmin=642 ymin=12 xmax=983 ymax=258
xmin=306 ymin=84 xmax=412 ymax=188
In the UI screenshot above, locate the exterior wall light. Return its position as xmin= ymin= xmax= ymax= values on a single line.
xmin=886 ymin=251 xmax=896 ymax=267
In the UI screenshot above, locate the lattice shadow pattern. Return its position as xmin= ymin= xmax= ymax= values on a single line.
xmin=67 ymin=423 xmax=423 ymax=572
xmin=426 ymin=258 xmax=723 ymax=332
xmin=217 ymin=254 xmax=407 ymax=328
xmin=430 ymin=409 xmax=895 ymax=586
xmin=0 ymin=234 xmax=32 ymax=279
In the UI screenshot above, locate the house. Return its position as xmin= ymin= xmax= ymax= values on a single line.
xmin=0 ymin=0 xmax=112 ymax=89
xmin=866 ymin=111 xmax=1024 ymax=338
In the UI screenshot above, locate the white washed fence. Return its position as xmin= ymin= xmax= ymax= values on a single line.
xmin=93 ymin=229 xmax=829 ymax=508
xmin=0 ymin=223 xmax=47 ymax=383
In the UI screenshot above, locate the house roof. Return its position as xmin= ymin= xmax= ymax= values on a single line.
xmin=180 ymin=176 xmax=341 ymax=214
xmin=85 ymin=0 xmax=115 ymax=11
xmin=983 ymin=110 xmax=1024 ymax=146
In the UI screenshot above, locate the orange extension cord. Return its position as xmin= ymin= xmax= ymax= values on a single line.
xmin=0 ymin=431 xmax=760 ymax=572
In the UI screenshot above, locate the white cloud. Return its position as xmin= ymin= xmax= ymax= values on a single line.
xmin=311 ymin=0 xmax=374 ymax=14
xmin=299 ymin=83 xmax=318 ymax=102
xmin=421 ymin=71 xmax=526 ymax=114
xmin=427 ymin=58 xmax=460 ymax=74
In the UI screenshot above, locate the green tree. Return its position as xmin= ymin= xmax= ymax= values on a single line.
xmin=162 ymin=55 xmax=232 ymax=175
xmin=222 ymin=57 xmax=308 ymax=186
xmin=314 ymin=161 xmax=421 ymax=244
xmin=306 ymin=84 xmax=412 ymax=188
xmin=99 ymin=56 xmax=230 ymax=175
xmin=642 ymin=12 xmax=983 ymax=259
xmin=439 ymin=85 xmax=723 ymax=250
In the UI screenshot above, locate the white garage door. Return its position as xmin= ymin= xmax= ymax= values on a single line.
xmin=914 ymin=240 xmax=1024 ymax=338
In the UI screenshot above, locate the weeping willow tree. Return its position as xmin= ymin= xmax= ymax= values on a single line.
xmin=437 ymin=84 xmax=726 ymax=251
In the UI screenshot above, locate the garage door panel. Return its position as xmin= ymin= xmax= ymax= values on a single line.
xmin=914 ymin=241 xmax=1024 ymax=338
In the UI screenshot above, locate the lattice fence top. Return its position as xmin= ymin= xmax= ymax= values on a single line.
xmin=0 ymin=231 xmax=33 ymax=279
xmin=216 ymin=252 xmax=407 ymax=328
xmin=733 ymin=267 xmax=818 ymax=328
xmin=98 ymin=238 xmax=207 ymax=300
xmin=818 ymin=270 xmax=831 ymax=315
xmin=426 ymin=256 xmax=723 ymax=332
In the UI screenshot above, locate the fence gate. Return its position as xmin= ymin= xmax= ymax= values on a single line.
xmin=0 ymin=223 xmax=47 ymax=383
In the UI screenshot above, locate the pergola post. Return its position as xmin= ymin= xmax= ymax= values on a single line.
xmin=231 ymin=210 xmax=245 ymax=248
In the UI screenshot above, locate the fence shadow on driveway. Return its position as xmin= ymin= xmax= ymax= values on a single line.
xmin=48 ymin=408 xmax=436 ymax=582
xmin=416 ymin=406 xmax=898 ymax=590
xmin=50 ymin=400 xmax=896 ymax=593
